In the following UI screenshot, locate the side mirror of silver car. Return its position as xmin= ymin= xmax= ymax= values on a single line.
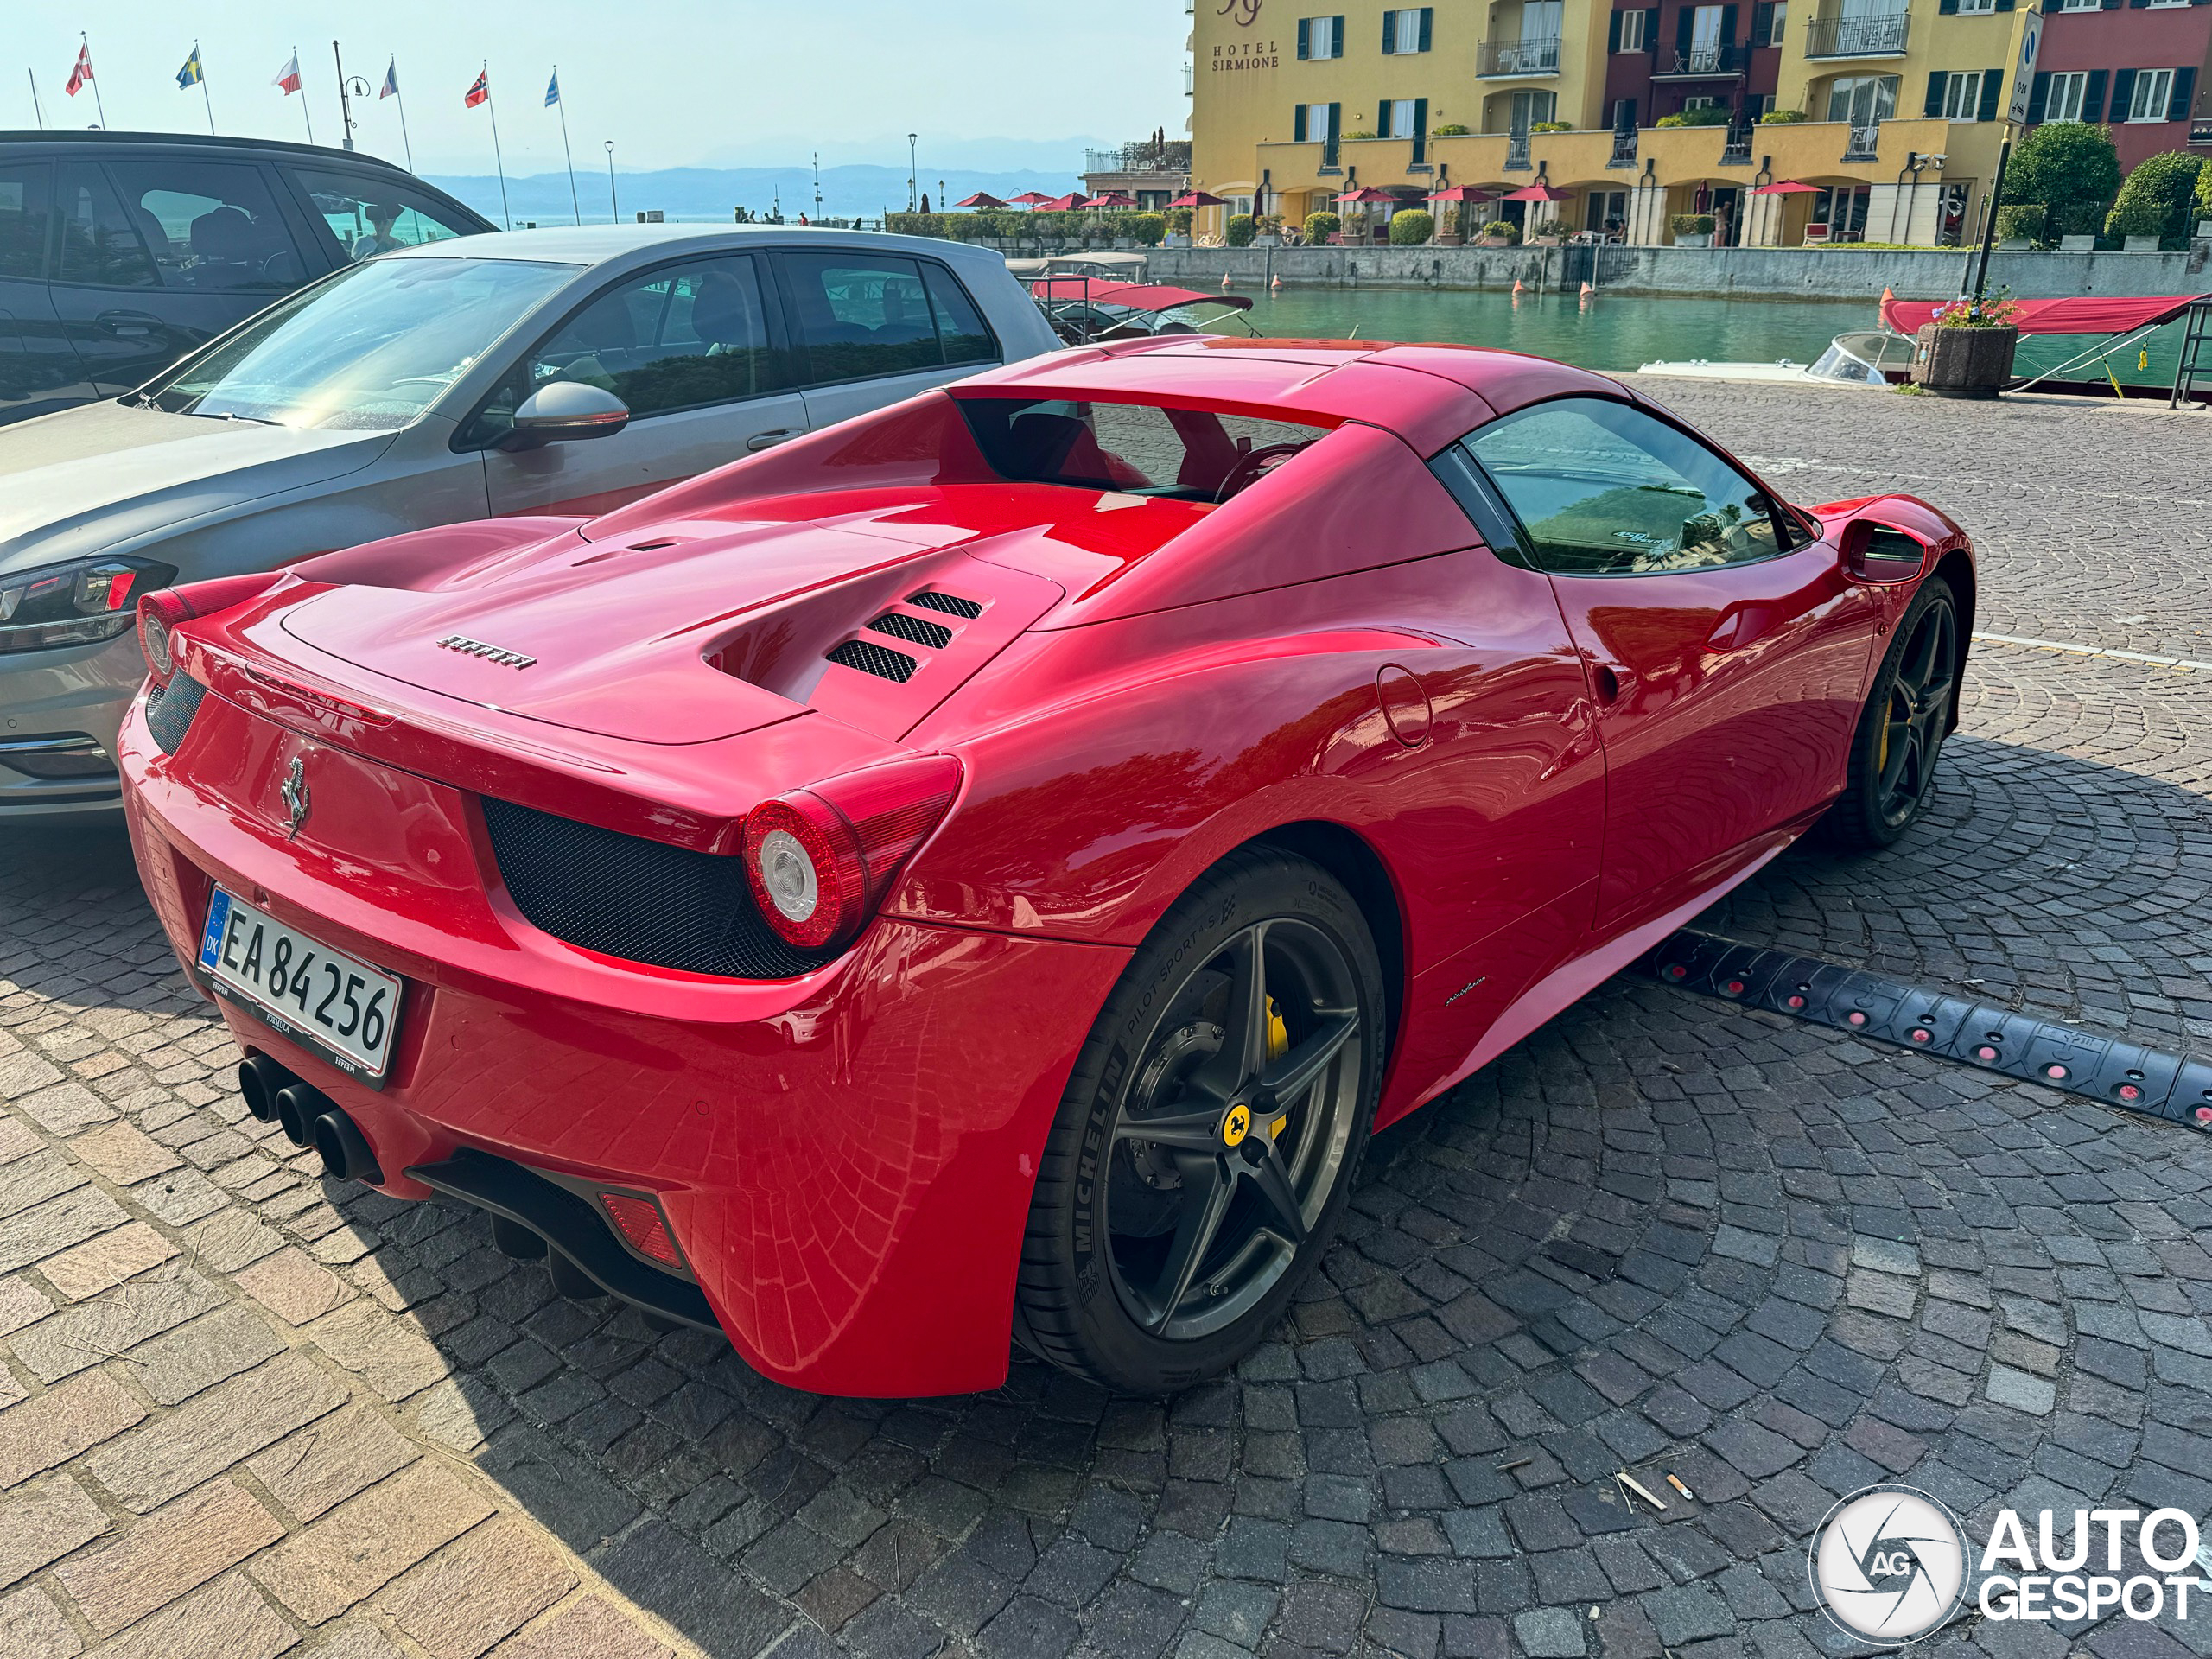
xmin=499 ymin=381 xmax=631 ymax=451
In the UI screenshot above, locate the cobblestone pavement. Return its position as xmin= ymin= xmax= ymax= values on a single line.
xmin=2 ymin=382 xmax=2209 ymax=1659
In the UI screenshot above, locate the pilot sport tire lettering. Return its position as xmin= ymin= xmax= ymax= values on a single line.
xmin=1014 ymin=849 xmax=1384 ymax=1393
xmin=1823 ymin=576 xmax=1959 ymax=852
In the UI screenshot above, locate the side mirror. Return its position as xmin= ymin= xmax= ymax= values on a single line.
xmin=497 ymin=381 xmax=630 ymax=451
xmin=1840 ymin=518 xmax=1931 ymax=583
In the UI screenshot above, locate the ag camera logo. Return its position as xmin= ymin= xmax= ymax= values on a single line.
xmin=1808 ymin=1485 xmax=1972 ymax=1645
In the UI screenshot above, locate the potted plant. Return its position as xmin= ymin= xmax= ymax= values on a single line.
xmin=1530 ymin=120 xmax=1573 ymax=134
xmin=1478 ymin=219 xmax=1518 ymax=248
xmin=1910 ymin=293 xmax=2021 ymax=398
xmin=1164 ymin=206 xmax=1194 ymax=247
xmin=1433 ymin=123 xmax=1471 ymax=137
xmin=1670 ymin=212 xmax=1716 ymax=247
xmin=1225 ymin=213 xmax=1256 ymax=248
xmin=1254 ymin=212 xmax=1285 ymax=246
xmin=1302 ymin=209 xmax=1341 ymax=246
xmin=1758 ymin=108 xmax=1806 ymax=124
xmin=1389 ymin=207 xmax=1434 ymax=245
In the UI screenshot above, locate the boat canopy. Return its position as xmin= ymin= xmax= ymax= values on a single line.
xmin=1029 ymin=277 xmax=1255 ymax=314
xmin=1880 ymin=292 xmax=2209 ymax=337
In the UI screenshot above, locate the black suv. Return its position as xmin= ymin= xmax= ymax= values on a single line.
xmin=0 ymin=131 xmax=495 ymax=425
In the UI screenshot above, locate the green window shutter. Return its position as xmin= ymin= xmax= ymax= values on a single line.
xmin=1751 ymin=3 xmax=1773 ymax=45
xmin=1330 ymin=103 xmax=1341 ymax=140
xmin=1414 ymin=96 xmax=1429 ymax=135
xmin=2109 ymin=67 xmax=2136 ymax=117
xmin=1333 ymin=15 xmax=1346 ymax=54
xmin=1294 ymin=104 xmax=1308 ymax=141
xmin=1419 ymin=8 xmax=1433 ymax=48
xmin=1610 ymin=10 xmax=1624 ymax=49
xmin=1995 ymin=0 xmax=2014 ymax=11
xmin=1925 ymin=70 xmax=1948 ymax=115
xmin=1298 ymin=17 xmax=1311 ymax=59
xmin=1720 ymin=4 xmax=1739 ymax=42
xmin=2169 ymin=66 xmax=2196 ymax=119
xmin=1646 ymin=8 xmax=1661 ymax=50
xmin=1937 ymin=0 xmax=1959 ymax=14
xmin=2082 ymin=67 xmax=2107 ymax=118
xmin=1676 ymin=7 xmax=1696 ymax=53
xmin=1384 ymin=10 xmax=1396 ymax=51
xmin=2025 ymin=70 xmax=2050 ymax=121
xmin=1976 ymin=70 xmax=2002 ymax=120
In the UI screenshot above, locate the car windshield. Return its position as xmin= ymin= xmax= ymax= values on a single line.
xmin=140 ymin=256 xmax=573 ymax=431
xmin=957 ymin=395 xmax=1328 ymax=501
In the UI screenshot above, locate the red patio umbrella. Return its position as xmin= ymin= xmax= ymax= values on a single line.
xmin=1086 ymin=191 xmax=1139 ymax=208
xmin=1334 ymin=187 xmax=1397 ymax=203
xmin=1502 ymin=183 xmax=1569 ymax=202
xmin=1167 ymin=190 xmax=1226 ymax=208
xmin=1426 ymin=186 xmax=1495 ymax=202
xmin=1750 ymin=180 xmax=1821 ymax=194
xmin=955 ymin=191 xmax=1007 ymax=209
xmin=1034 ymin=193 xmax=1086 ymax=212
xmin=1006 ymin=191 xmax=1057 ymax=207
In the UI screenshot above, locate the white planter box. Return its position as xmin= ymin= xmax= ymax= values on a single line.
xmin=1674 ymin=232 xmax=1712 ymax=247
xmin=2123 ymin=235 xmax=2159 ymax=252
xmin=2059 ymin=234 xmax=2095 ymax=251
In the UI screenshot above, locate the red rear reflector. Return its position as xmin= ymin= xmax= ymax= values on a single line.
xmin=600 ymin=1192 xmax=682 ymax=1267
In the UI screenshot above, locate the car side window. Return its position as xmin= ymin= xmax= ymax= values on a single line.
xmin=0 ymin=166 xmax=52 ymax=280
xmin=286 ymin=168 xmax=478 ymax=261
xmin=779 ymin=252 xmax=988 ymax=385
xmin=468 ymin=253 xmax=793 ymax=442
xmin=920 ymin=264 xmax=999 ymax=366
xmin=55 ymin=164 xmax=157 ymax=289
xmin=1461 ymin=397 xmax=1788 ymax=575
xmin=103 ymin=159 xmax=306 ymax=292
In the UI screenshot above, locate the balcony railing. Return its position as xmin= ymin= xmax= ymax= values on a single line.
xmin=1842 ymin=123 xmax=1883 ymax=160
xmin=1505 ymin=132 xmax=1535 ymax=169
xmin=1655 ymin=42 xmax=1744 ymax=77
xmin=1720 ymin=128 xmax=1754 ymax=164
xmin=1478 ymin=36 xmax=1562 ymax=76
xmin=1084 ymin=141 xmax=1192 ymax=175
xmin=1609 ymin=129 xmax=1640 ymax=167
xmin=1805 ymin=11 xmax=1910 ymax=57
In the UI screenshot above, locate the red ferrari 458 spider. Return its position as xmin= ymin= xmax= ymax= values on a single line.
xmin=119 ymin=337 xmax=1973 ymax=1397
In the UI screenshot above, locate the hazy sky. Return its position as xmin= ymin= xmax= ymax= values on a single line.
xmin=7 ymin=1 xmax=1190 ymax=175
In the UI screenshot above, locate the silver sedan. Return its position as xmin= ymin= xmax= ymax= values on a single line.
xmin=0 ymin=225 xmax=1059 ymax=818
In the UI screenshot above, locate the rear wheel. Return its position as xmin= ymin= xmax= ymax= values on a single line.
xmin=1824 ymin=576 xmax=1960 ymax=850
xmin=1014 ymin=849 xmax=1384 ymax=1393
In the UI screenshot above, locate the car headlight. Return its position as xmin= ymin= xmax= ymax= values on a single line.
xmin=0 ymin=557 xmax=177 ymax=654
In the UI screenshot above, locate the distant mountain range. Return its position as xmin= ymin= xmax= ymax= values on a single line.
xmin=424 ymin=163 xmax=1090 ymax=225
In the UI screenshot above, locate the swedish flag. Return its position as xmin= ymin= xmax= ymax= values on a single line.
xmin=176 ymin=45 xmax=203 ymax=89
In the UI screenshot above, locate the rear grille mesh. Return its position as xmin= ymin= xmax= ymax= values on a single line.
xmin=867 ymin=612 xmax=953 ymax=650
xmin=480 ymin=798 xmax=834 ymax=979
xmin=825 ymin=639 xmax=917 ymax=683
xmin=907 ymin=590 xmax=983 ymax=620
xmin=144 ymin=674 xmax=207 ymax=755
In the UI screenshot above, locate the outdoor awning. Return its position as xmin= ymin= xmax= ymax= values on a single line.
xmin=1750 ymin=180 xmax=1821 ymax=195
xmin=1880 ymin=292 xmax=2211 ymax=337
xmin=1029 ymin=277 xmax=1255 ymax=314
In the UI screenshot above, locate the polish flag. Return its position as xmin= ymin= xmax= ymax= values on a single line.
xmin=273 ymin=51 xmax=302 ymax=95
xmin=64 ymin=45 xmax=93 ymax=98
xmin=464 ymin=68 xmax=489 ymax=109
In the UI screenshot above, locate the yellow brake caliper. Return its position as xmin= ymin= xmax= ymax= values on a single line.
xmin=1267 ymin=998 xmax=1291 ymax=1138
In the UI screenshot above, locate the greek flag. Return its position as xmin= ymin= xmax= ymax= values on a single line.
xmin=544 ymin=69 xmax=560 ymax=108
xmin=175 ymin=45 xmax=203 ymax=90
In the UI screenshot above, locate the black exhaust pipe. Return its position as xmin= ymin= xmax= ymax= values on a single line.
xmin=310 ymin=1109 xmax=384 ymax=1185
xmin=273 ymin=1083 xmax=325 ymax=1147
xmin=238 ymin=1054 xmax=291 ymax=1123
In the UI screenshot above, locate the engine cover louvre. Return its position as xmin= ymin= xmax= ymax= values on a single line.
xmin=481 ymin=798 xmax=836 ymax=978
xmin=824 ymin=639 xmax=918 ymax=683
xmin=144 ymin=673 xmax=208 ymax=755
xmin=866 ymin=612 xmax=954 ymax=650
xmin=906 ymin=590 xmax=984 ymax=620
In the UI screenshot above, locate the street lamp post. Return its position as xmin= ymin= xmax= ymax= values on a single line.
xmin=907 ymin=132 xmax=918 ymax=212
xmin=604 ymin=140 xmax=619 ymax=224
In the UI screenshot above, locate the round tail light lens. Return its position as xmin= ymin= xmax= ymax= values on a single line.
xmin=741 ymin=756 xmax=961 ymax=953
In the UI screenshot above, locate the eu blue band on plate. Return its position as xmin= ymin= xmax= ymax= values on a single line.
xmin=198 ymin=889 xmax=232 ymax=969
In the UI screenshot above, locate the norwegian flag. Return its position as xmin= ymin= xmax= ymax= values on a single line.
xmin=464 ymin=68 xmax=489 ymax=109
xmin=272 ymin=51 xmax=302 ymax=94
xmin=64 ymin=44 xmax=93 ymax=98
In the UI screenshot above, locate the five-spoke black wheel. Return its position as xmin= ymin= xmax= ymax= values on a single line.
xmin=1826 ymin=577 xmax=1961 ymax=850
xmin=1015 ymin=849 xmax=1383 ymax=1392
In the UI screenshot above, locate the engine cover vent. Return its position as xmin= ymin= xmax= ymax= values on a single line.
xmin=867 ymin=612 xmax=953 ymax=650
xmin=906 ymin=590 xmax=983 ymax=620
xmin=825 ymin=639 xmax=918 ymax=683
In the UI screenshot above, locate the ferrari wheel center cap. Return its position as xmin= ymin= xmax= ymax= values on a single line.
xmin=1221 ymin=1103 xmax=1251 ymax=1147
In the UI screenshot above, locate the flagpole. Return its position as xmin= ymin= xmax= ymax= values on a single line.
xmin=27 ymin=70 xmax=43 ymax=130
xmin=483 ymin=64 xmax=512 ymax=229
xmin=554 ymin=70 xmax=581 ymax=226
xmin=391 ymin=63 xmax=415 ymax=172
xmin=295 ymin=48 xmax=315 ymax=144
xmin=82 ymin=34 xmax=108 ymax=128
xmin=198 ymin=44 xmax=215 ymax=135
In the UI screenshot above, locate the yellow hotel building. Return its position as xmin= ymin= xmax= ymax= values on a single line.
xmin=1189 ymin=0 xmax=2038 ymax=247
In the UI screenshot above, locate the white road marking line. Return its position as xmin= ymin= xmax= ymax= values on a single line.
xmin=1973 ymin=631 xmax=2212 ymax=673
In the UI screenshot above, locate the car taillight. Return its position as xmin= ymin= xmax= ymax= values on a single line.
xmin=136 ymin=572 xmax=291 ymax=685
xmin=741 ymin=755 xmax=962 ymax=952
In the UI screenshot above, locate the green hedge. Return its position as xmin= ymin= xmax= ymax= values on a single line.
xmin=1994 ymin=203 xmax=2045 ymax=244
xmin=2105 ymin=149 xmax=2204 ymax=247
xmin=2000 ymin=122 xmax=2120 ymax=240
xmin=1226 ymin=213 xmax=1255 ymax=247
xmin=1388 ymin=209 xmax=1433 ymax=245
xmin=1302 ymin=210 xmax=1340 ymax=240
xmin=882 ymin=208 xmax=1170 ymax=244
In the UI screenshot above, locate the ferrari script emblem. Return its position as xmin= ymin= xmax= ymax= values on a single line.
xmin=1222 ymin=1103 xmax=1251 ymax=1147
xmin=279 ymin=755 xmax=309 ymax=840
xmin=437 ymin=633 xmax=537 ymax=669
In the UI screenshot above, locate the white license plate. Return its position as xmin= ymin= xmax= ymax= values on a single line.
xmin=197 ymin=890 xmax=403 ymax=1080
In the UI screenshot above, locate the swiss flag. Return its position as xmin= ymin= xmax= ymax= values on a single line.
xmin=465 ymin=68 xmax=489 ymax=108
xmin=64 ymin=44 xmax=92 ymax=98
xmin=272 ymin=51 xmax=302 ymax=94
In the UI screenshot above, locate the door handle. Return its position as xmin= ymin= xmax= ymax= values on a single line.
xmin=746 ymin=428 xmax=803 ymax=452
xmin=95 ymin=309 xmax=162 ymax=339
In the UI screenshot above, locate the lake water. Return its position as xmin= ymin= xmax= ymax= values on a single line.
xmin=1232 ymin=285 xmax=2178 ymax=387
